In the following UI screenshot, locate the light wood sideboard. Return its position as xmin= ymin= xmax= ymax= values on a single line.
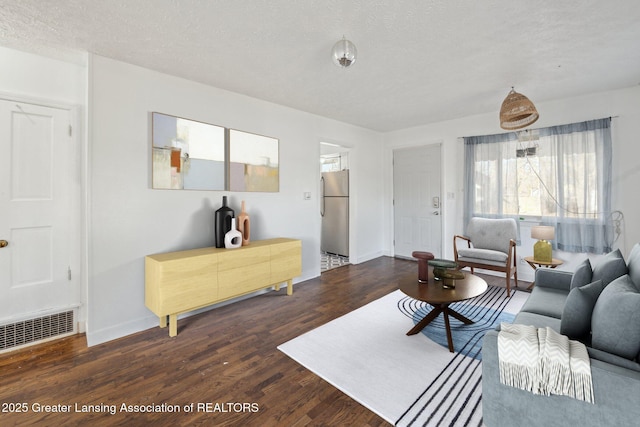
xmin=145 ymin=238 xmax=302 ymax=337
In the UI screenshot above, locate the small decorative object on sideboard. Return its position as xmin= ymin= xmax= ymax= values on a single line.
xmin=214 ymin=196 xmax=234 ymax=248
xmin=237 ymin=200 xmax=250 ymax=246
xmin=428 ymin=259 xmax=464 ymax=289
xmin=224 ymin=218 xmax=242 ymax=249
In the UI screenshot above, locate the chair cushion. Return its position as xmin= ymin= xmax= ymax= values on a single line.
xmin=592 ymin=248 xmax=628 ymax=287
xmin=560 ymin=279 xmax=604 ymax=340
xmin=591 ymin=274 xmax=640 ymax=360
xmin=570 ymin=258 xmax=592 ymax=290
xmin=457 ymin=248 xmax=508 ymax=263
xmin=465 ymin=217 xmax=517 ymax=254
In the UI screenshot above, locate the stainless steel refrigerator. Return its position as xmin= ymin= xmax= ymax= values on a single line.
xmin=321 ymin=170 xmax=349 ymax=257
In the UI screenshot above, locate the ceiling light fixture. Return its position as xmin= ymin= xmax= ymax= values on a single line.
xmin=331 ymin=36 xmax=357 ymax=68
xmin=499 ymin=87 xmax=539 ymax=130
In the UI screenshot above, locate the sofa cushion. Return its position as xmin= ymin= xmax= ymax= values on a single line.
xmin=591 ymin=274 xmax=640 ymax=360
xmin=560 ymin=279 xmax=604 ymax=340
xmin=592 ymin=248 xmax=628 ymax=287
xmin=587 ymin=347 xmax=640 ymax=373
xmin=520 ymin=286 xmax=568 ymax=319
xmin=627 ymin=243 xmax=640 ymax=290
xmin=513 ymin=311 xmax=562 ymax=332
xmin=570 ymin=258 xmax=592 ymax=290
xmin=534 ymin=269 xmax=573 ymax=292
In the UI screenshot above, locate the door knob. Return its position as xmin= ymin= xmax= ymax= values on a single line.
xmin=0 ymin=240 xmax=8 ymax=248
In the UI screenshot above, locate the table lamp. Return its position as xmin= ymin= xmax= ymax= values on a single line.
xmin=531 ymin=225 xmax=554 ymax=263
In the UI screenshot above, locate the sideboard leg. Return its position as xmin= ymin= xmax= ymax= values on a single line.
xmin=169 ymin=314 xmax=178 ymax=337
xmin=159 ymin=315 xmax=167 ymax=328
xmin=287 ymin=279 xmax=293 ymax=296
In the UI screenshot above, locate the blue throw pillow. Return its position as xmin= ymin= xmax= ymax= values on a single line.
xmin=592 ymin=248 xmax=628 ymax=287
xmin=591 ymin=275 xmax=640 ymax=360
xmin=561 ymin=279 xmax=604 ymax=340
xmin=570 ymin=258 xmax=592 ymax=290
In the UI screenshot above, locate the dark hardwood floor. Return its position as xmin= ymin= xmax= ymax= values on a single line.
xmin=0 ymin=257 xmax=414 ymax=426
xmin=0 ymin=256 xmax=522 ymax=426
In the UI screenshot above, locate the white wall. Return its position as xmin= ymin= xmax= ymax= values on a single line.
xmin=0 ymin=46 xmax=85 ymax=104
xmin=87 ymin=55 xmax=385 ymax=345
xmin=384 ymin=86 xmax=640 ymax=282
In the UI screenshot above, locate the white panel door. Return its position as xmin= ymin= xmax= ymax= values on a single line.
xmin=0 ymin=99 xmax=78 ymax=320
xmin=393 ymin=144 xmax=442 ymax=258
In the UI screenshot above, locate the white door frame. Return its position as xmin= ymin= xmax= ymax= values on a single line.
xmin=319 ymin=139 xmax=355 ymax=265
xmin=389 ymin=141 xmax=444 ymax=259
xmin=0 ymin=91 xmax=85 ymax=331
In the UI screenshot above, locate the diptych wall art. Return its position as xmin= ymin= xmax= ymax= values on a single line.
xmin=151 ymin=112 xmax=279 ymax=192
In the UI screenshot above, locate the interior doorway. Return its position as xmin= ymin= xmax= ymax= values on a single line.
xmin=393 ymin=144 xmax=443 ymax=259
xmin=320 ymin=142 xmax=350 ymax=273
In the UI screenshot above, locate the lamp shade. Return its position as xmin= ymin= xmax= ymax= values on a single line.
xmin=500 ymin=88 xmax=539 ymax=130
xmin=531 ymin=225 xmax=554 ymax=241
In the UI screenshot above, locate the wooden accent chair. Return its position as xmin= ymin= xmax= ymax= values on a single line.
xmin=453 ymin=217 xmax=518 ymax=296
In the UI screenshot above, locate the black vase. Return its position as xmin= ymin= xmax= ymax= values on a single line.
xmin=214 ymin=196 xmax=235 ymax=248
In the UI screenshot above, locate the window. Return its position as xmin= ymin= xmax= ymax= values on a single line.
xmin=464 ymin=118 xmax=612 ymax=254
xmin=321 ymin=153 xmax=349 ymax=172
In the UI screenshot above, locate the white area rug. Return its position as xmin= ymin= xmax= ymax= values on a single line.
xmin=278 ymin=286 xmax=528 ymax=426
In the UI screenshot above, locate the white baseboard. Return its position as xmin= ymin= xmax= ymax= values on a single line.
xmin=351 ymin=250 xmax=385 ymax=265
xmin=85 ymin=286 xmax=296 ymax=346
xmin=86 ymin=316 xmax=158 ymax=347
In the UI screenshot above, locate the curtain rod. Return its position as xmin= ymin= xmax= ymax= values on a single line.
xmin=461 ymin=116 xmax=619 ymax=139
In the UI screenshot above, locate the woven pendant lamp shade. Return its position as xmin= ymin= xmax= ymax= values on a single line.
xmin=499 ymin=88 xmax=539 ymax=130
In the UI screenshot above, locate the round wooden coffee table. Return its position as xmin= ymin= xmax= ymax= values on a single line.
xmin=398 ymin=269 xmax=488 ymax=352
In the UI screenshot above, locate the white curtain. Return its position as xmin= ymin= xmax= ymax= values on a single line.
xmin=464 ymin=118 xmax=612 ymax=254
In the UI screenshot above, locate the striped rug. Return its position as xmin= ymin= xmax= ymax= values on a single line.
xmin=278 ymin=285 xmax=528 ymax=426
xmin=396 ymin=286 xmax=519 ymax=426
xmin=398 ymin=285 xmax=519 ymax=361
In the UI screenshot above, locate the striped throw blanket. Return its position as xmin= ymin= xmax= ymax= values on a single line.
xmin=497 ymin=323 xmax=594 ymax=403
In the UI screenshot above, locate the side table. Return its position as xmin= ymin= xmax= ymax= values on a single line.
xmin=523 ymin=256 xmax=563 ymax=290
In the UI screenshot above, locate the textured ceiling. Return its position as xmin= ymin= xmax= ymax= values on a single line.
xmin=1 ymin=0 xmax=640 ymax=132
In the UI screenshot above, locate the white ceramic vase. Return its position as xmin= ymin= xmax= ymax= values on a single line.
xmin=224 ymin=218 xmax=242 ymax=249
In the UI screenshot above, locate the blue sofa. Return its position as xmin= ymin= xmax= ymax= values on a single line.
xmin=482 ymin=243 xmax=640 ymax=427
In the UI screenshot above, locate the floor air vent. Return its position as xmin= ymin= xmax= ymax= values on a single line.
xmin=0 ymin=311 xmax=75 ymax=351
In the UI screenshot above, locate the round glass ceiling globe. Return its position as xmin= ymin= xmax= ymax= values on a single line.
xmin=332 ymin=38 xmax=357 ymax=68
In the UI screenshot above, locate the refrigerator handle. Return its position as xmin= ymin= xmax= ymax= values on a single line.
xmin=320 ymin=177 xmax=325 ymax=216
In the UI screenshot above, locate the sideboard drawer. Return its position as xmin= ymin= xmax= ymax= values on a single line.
xmin=145 ymin=250 xmax=218 ymax=315
xmin=217 ymin=260 xmax=271 ymax=300
xmin=217 ymin=245 xmax=270 ymax=272
xmin=270 ymin=240 xmax=302 ymax=284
